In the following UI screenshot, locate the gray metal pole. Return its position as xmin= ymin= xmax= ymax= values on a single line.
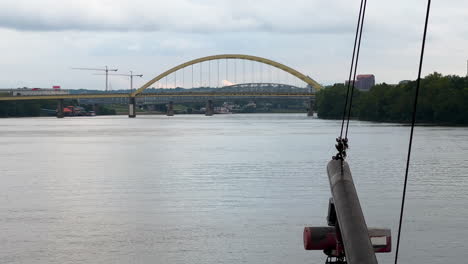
xmin=327 ymin=159 xmax=377 ymax=264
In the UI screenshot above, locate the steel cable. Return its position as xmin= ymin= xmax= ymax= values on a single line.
xmin=394 ymin=1 xmax=431 ymax=263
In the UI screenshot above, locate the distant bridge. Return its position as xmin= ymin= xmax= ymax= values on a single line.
xmin=0 ymin=91 xmax=314 ymax=101
xmin=132 ymin=54 xmax=322 ymax=96
xmin=224 ymin=82 xmax=307 ymax=90
xmin=0 ymin=54 xmax=321 ymax=117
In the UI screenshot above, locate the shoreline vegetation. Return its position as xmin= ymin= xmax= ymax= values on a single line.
xmin=316 ymin=73 xmax=467 ymax=125
xmin=1 ymin=73 xmax=466 ymax=125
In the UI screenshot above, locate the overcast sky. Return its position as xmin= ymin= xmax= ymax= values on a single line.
xmin=0 ymin=0 xmax=466 ymax=90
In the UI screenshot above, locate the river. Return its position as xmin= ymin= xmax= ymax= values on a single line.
xmin=0 ymin=114 xmax=466 ymax=264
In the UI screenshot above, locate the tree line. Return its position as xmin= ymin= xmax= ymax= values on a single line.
xmin=1 ymin=72 xmax=467 ymax=124
xmin=316 ymin=73 xmax=468 ymax=125
xmin=0 ymin=100 xmax=115 ymax=117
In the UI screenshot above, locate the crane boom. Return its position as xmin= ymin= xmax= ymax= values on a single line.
xmin=94 ymin=73 xmax=142 ymax=77
xmin=71 ymin=66 xmax=118 ymax=91
xmin=93 ymin=71 xmax=143 ymax=91
xmin=72 ymin=67 xmax=116 ymax=71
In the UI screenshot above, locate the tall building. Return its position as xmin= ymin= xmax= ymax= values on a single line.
xmin=345 ymin=74 xmax=375 ymax=91
xmin=356 ymin=74 xmax=375 ymax=91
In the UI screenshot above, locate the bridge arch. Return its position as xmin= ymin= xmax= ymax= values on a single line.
xmin=132 ymin=54 xmax=322 ymax=96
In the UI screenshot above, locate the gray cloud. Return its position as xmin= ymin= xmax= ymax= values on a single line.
xmin=0 ymin=0 xmax=355 ymax=34
xmin=0 ymin=0 xmax=467 ymax=89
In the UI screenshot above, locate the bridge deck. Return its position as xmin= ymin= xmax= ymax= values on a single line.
xmin=0 ymin=92 xmax=315 ymax=101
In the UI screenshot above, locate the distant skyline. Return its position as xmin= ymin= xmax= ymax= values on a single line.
xmin=0 ymin=0 xmax=466 ymax=90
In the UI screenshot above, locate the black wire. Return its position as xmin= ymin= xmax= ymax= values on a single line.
xmin=340 ymin=0 xmax=365 ymax=139
xmin=345 ymin=0 xmax=368 ymax=139
xmin=394 ymin=1 xmax=431 ymax=264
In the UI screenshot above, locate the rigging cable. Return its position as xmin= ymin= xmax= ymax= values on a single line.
xmin=394 ymin=1 xmax=431 ymax=264
xmin=345 ymin=0 xmax=368 ymax=139
xmin=333 ymin=0 xmax=367 ymax=161
xmin=339 ymin=0 xmax=365 ymax=139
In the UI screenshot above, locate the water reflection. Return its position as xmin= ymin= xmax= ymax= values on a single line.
xmin=0 ymin=114 xmax=466 ymax=263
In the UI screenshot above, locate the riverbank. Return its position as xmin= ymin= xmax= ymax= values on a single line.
xmin=316 ymin=73 xmax=468 ymax=125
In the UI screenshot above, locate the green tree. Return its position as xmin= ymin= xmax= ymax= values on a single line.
xmin=316 ymin=73 xmax=468 ymax=125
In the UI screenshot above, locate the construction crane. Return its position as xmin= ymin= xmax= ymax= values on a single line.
xmin=94 ymin=71 xmax=143 ymax=91
xmin=71 ymin=66 xmax=118 ymax=91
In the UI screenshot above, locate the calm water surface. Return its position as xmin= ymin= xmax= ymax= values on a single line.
xmin=0 ymin=114 xmax=467 ymax=264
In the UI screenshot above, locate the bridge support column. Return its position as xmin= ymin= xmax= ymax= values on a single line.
xmin=166 ymin=101 xmax=175 ymax=116
xmin=205 ymin=100 xmax=214 ymax=116
xmin=93 ymin=104 xmax=99 ymax=115
xmin=307 ymin=98 xmax=315 ymax=117
xmin=57 ymin=99 xmax=64 ymax=118
xmin=128 ymin=97 xmax=136 ymax=118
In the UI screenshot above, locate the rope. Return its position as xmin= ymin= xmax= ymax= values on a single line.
xmin=339 ymin=0 xmax=365 ymax=139
xmin=345 ymin=0 xmax=368 ymax=139
xmin=333 ymin=0 xmax=367 ymax=161
xmin=394 ymin=1 xmax=431 ymax=263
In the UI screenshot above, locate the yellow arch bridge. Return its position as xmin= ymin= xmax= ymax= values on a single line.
xmin=0 ymin=54 xmax=322 ymax=117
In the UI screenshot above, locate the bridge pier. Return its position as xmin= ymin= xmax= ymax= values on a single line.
xmin=57 ymin=99 xmax=64 ymax=118
xmin=205 ymin=100 xmax=214 ymax=116
xmin=92 ymin=103 xmax=99 ymax=115
xmin=166 ymin=101 xmax=175 ymax=116
xmin=307 ymin=98 xmax=315 ymax=117
xmin=128 ymin=97 xmax=136 ymax=118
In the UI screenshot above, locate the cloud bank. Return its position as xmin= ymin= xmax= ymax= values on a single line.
xmin=0 ymin=0 xmax=355 ymax=33
xmin=0 ymin=0 xmax=467 ymax=89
